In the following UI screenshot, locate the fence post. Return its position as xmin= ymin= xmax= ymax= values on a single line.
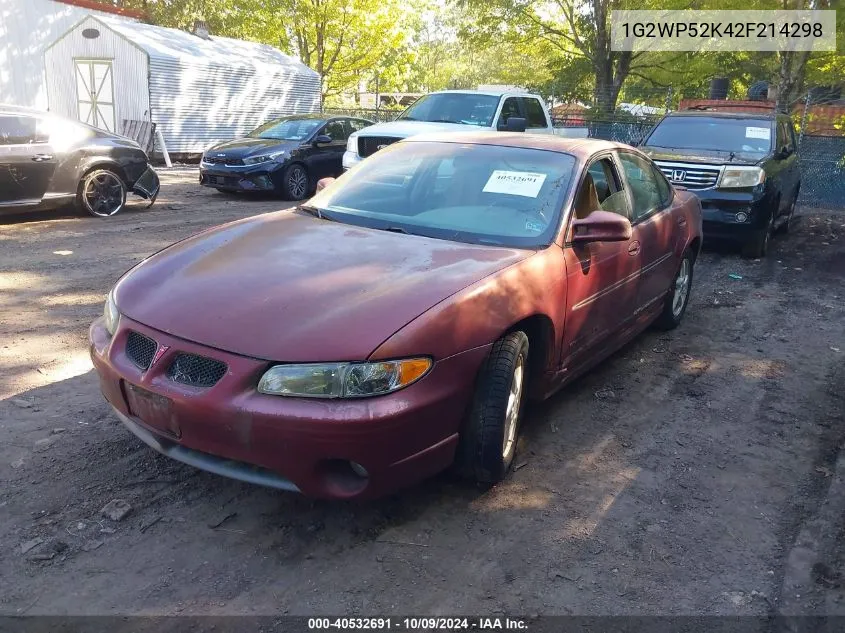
xmin=664 ymin=87 xmax=673 ymax=114
xmin=798 ymin=91 xmax=811 ymax=146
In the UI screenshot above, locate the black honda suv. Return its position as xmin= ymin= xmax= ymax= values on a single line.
xmin=639 ymin=110 xmax=801 ymax=257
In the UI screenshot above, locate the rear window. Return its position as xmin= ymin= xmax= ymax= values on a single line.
xmin=644 ymin=116 xmax=773 ymax=155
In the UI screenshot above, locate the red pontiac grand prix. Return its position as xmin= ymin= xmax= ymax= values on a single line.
xmin=90 ymin=132 xmax=703 ymax=500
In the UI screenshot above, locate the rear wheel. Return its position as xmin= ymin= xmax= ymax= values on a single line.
xmin=78 ymin=169 xmax=126 ymax=218
xmin=654 ymin=249 xmax=694 ymax=330
xmin=458 ymin=331 xmax=529 ymax=484
xmin=281 ymin=163 xmax=309 ymax=200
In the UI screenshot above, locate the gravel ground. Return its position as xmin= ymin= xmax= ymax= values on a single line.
xmin=1 ymin=168 xmax=844 ymax=618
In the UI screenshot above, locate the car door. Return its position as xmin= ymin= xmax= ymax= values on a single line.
xmin=309 ymin=119 xmax=350 ymax=179
xmin=0 ymin=113 xmax=56 ymax=208
xmin=495 ymin=97 xmax=522 ymax=130
xmin=768 ymin=120 xmax=793 ymax=220
xmin=518 ymin=97 xmax=552 ymax=134
xmin=561 ymin=154 xmax=641 ymax=374
xmin=782 ymin=119 xmax=801 ymax=206
xmin=616 ymin=151 xmax=679 ymax=317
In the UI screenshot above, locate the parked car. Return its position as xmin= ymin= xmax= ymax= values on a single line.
xmin=0 ymin=104 xmax=160 ymax=218
xmin=90 ymin=132 xmax=702 ymax=500
xmin=200 ymin=114 xmax=373 ymax=200
xmin=639 ymin=110 xmax=801 ymax=258
xmin=342 ymin=89 xmax=556 ymax=170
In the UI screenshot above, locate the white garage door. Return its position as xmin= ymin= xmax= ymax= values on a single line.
xmin=74 ymin=60 xmax=115 ymax=132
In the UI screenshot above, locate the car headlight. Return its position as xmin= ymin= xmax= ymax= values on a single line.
xmin=243 ymin=150 xmax=286 ymax=165
xmin=346 ymin=135 xmax=358 ymax=154
xmin=103 ymin=289 xmax=120 ymax=336
xmin=719 ymin=166 xmax=765 ymax=188
xmin=257 ymin=358 xmax=432 ymax=398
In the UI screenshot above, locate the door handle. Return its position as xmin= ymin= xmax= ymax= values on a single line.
xmin=628 ymin=241 xmax=641 ymax=256
xmin=31 ymin=154 xmax=53 ymax=162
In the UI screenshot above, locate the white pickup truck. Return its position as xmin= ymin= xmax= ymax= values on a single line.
xmin=342 ymin=89 xmax=556 ymax=170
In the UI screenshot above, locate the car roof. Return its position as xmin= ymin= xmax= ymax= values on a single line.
xmin=666 ymin=110 xmax=780 ymax=120
xmin=400 ymin=131 xmax=624 ymax=158
xmin=0 ymin=103 xmax=48 ymax=116
xmin=431 ymin=89 xmax=542 ymax=98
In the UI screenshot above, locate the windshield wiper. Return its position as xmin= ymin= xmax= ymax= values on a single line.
xmin=298 ymin=204 xmax=336 ymax=221
xmin=376 ymin=226 xmax=410 ymax=234
xmin=428 ymin=119 xmax=458 ymax=124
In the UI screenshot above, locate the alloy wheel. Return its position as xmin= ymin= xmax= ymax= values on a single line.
xmin=502 ymin=353 xmax=525 ymax=461
xmin=288 ymin=167 xmax=308 ymax=199
xmin=672 ymin=258 xmax=691 ymax=318
xmin=83 ymin=172 xmax=125 ymax=217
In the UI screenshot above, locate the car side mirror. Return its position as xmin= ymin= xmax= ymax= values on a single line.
xmin=571 ymin=210 xmax=633 ymax=244
xmin=313 ymin=134 xmax=333 ymax=145
xmin=498 ymin=117 xmax=527 ymax=132
xmin=315 ymin=177 xmax=335 ymax=193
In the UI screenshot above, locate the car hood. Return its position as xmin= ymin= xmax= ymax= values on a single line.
xmin=640 ymin=145 xmax=763 ymax=166
xmin=115 ymin=212 xmax=532 ymax=361
xmin=355 ymin=120 xmax=491 ymax=139
xmin=205 ymin=138 xmax=300 ymax=159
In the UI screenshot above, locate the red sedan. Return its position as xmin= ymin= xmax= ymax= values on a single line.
xmin=90 ymin=133 xmax=703 ymax=500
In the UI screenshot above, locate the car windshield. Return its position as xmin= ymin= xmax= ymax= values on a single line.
xmin=397 ymin=93 xmax=500 ymax=127
xmin=644 ymin=116 xmax=773 ymax=154
xmin=306 ymin=141 xmax=576 ymax=248
xmin=248 ymin=118 xmax=322 ymax=141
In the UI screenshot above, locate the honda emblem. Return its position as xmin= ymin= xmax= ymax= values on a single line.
xmin=672 ymin=169 xmax=686 ymax=182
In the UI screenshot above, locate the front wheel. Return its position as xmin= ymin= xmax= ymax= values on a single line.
xmin=78 ymin=169 xmax=127 ymax=218
xmin=654 ymin=249 xmax=694 ymax=330
xmin=281 ymin=163 xmax=309 ymax=200
xmin=458 ymin=331 xmax=529 ymax=484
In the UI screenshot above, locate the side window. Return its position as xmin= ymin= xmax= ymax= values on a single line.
xmin=348 ymin=119 xmax=371 ymax=134
xmin=776 ymin=121 xmax=788 ymax=151
xmin=574 ymin=157 xmax=630 ymax=220
xmin=498 ymin=98 xmax=521 ymax=126
xmin=651 ymin=164 xmax=672 ymax=207
xmin=618 ymin=153 xmax=663 ymax=222
xmin=520 ymin=98 xmax=548 ymax=128
xmin=323 ymin=120 xmax=348 ymax=142
xmin=0 ymin=115 xmax=38 ymax=145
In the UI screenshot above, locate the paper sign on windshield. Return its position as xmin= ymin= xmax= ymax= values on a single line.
xmin=745 ymin=127 xmax=771 ymax=140
xmin=483 ymin=170 xmax=547 ymax=198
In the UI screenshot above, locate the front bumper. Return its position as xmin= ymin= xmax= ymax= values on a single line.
xmin=199 ymin=163 xmax=280 ymax=191
xmin=342 ymin=150 xmax=362 ymax=171
xmin=692 ymin=188 xmax=772 ymax=243
xmin=89 ymin=315 xmax=487 ymax=500
xmin=132 ymin=166 xmax=160 ymax=204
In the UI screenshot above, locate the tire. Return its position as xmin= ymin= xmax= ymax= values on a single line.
xmin=742 ymin=207 xmax=776 ymax=259
xmin=458 ymin=331 xmax=529 ymax=484
xmin=778 ymin=190 xmax=798 ymax=234
xmin=77 ymin=169 xmax=127 ymax=218
xmin=654 ymin=249 xmax=694 ymax=331
xmin=281 ymin=163 xmax=309 ymax=200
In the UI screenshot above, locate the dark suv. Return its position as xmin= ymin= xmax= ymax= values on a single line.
xmin=639 ymin=110 xmax=800 ymax=257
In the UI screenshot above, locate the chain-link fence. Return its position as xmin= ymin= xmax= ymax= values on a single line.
xmin=324 ymin=87 xmax=844 ymax=209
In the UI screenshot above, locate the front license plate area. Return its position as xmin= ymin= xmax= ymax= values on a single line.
xmin=124 ymin=382 xmax=180 ymax=438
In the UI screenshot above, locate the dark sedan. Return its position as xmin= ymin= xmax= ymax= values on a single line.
xmin=0 ymin=104 xmax=160 ymax=218
xmin=199 ymin=114 xmax=373 ymax=200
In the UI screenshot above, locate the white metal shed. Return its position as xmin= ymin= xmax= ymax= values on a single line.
xmin=44 ymin=14 xmax=321 ymax=154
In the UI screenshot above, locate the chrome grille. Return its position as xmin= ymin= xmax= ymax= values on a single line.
xmin=654 ymin=161 xmax=722 ymax=191
xmin=167 ymin=353 xmax=227 ymax=388
xmin=358 ymin=136 xmax=402 ymax=158
xmin=125 ymin=331 xmax=157 ymax=370
xmin=203 ymin=156 xmax=244 ymax=166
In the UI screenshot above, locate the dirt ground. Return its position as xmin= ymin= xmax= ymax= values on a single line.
xmin=1 ymin=167 xmax=844 ymax=618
